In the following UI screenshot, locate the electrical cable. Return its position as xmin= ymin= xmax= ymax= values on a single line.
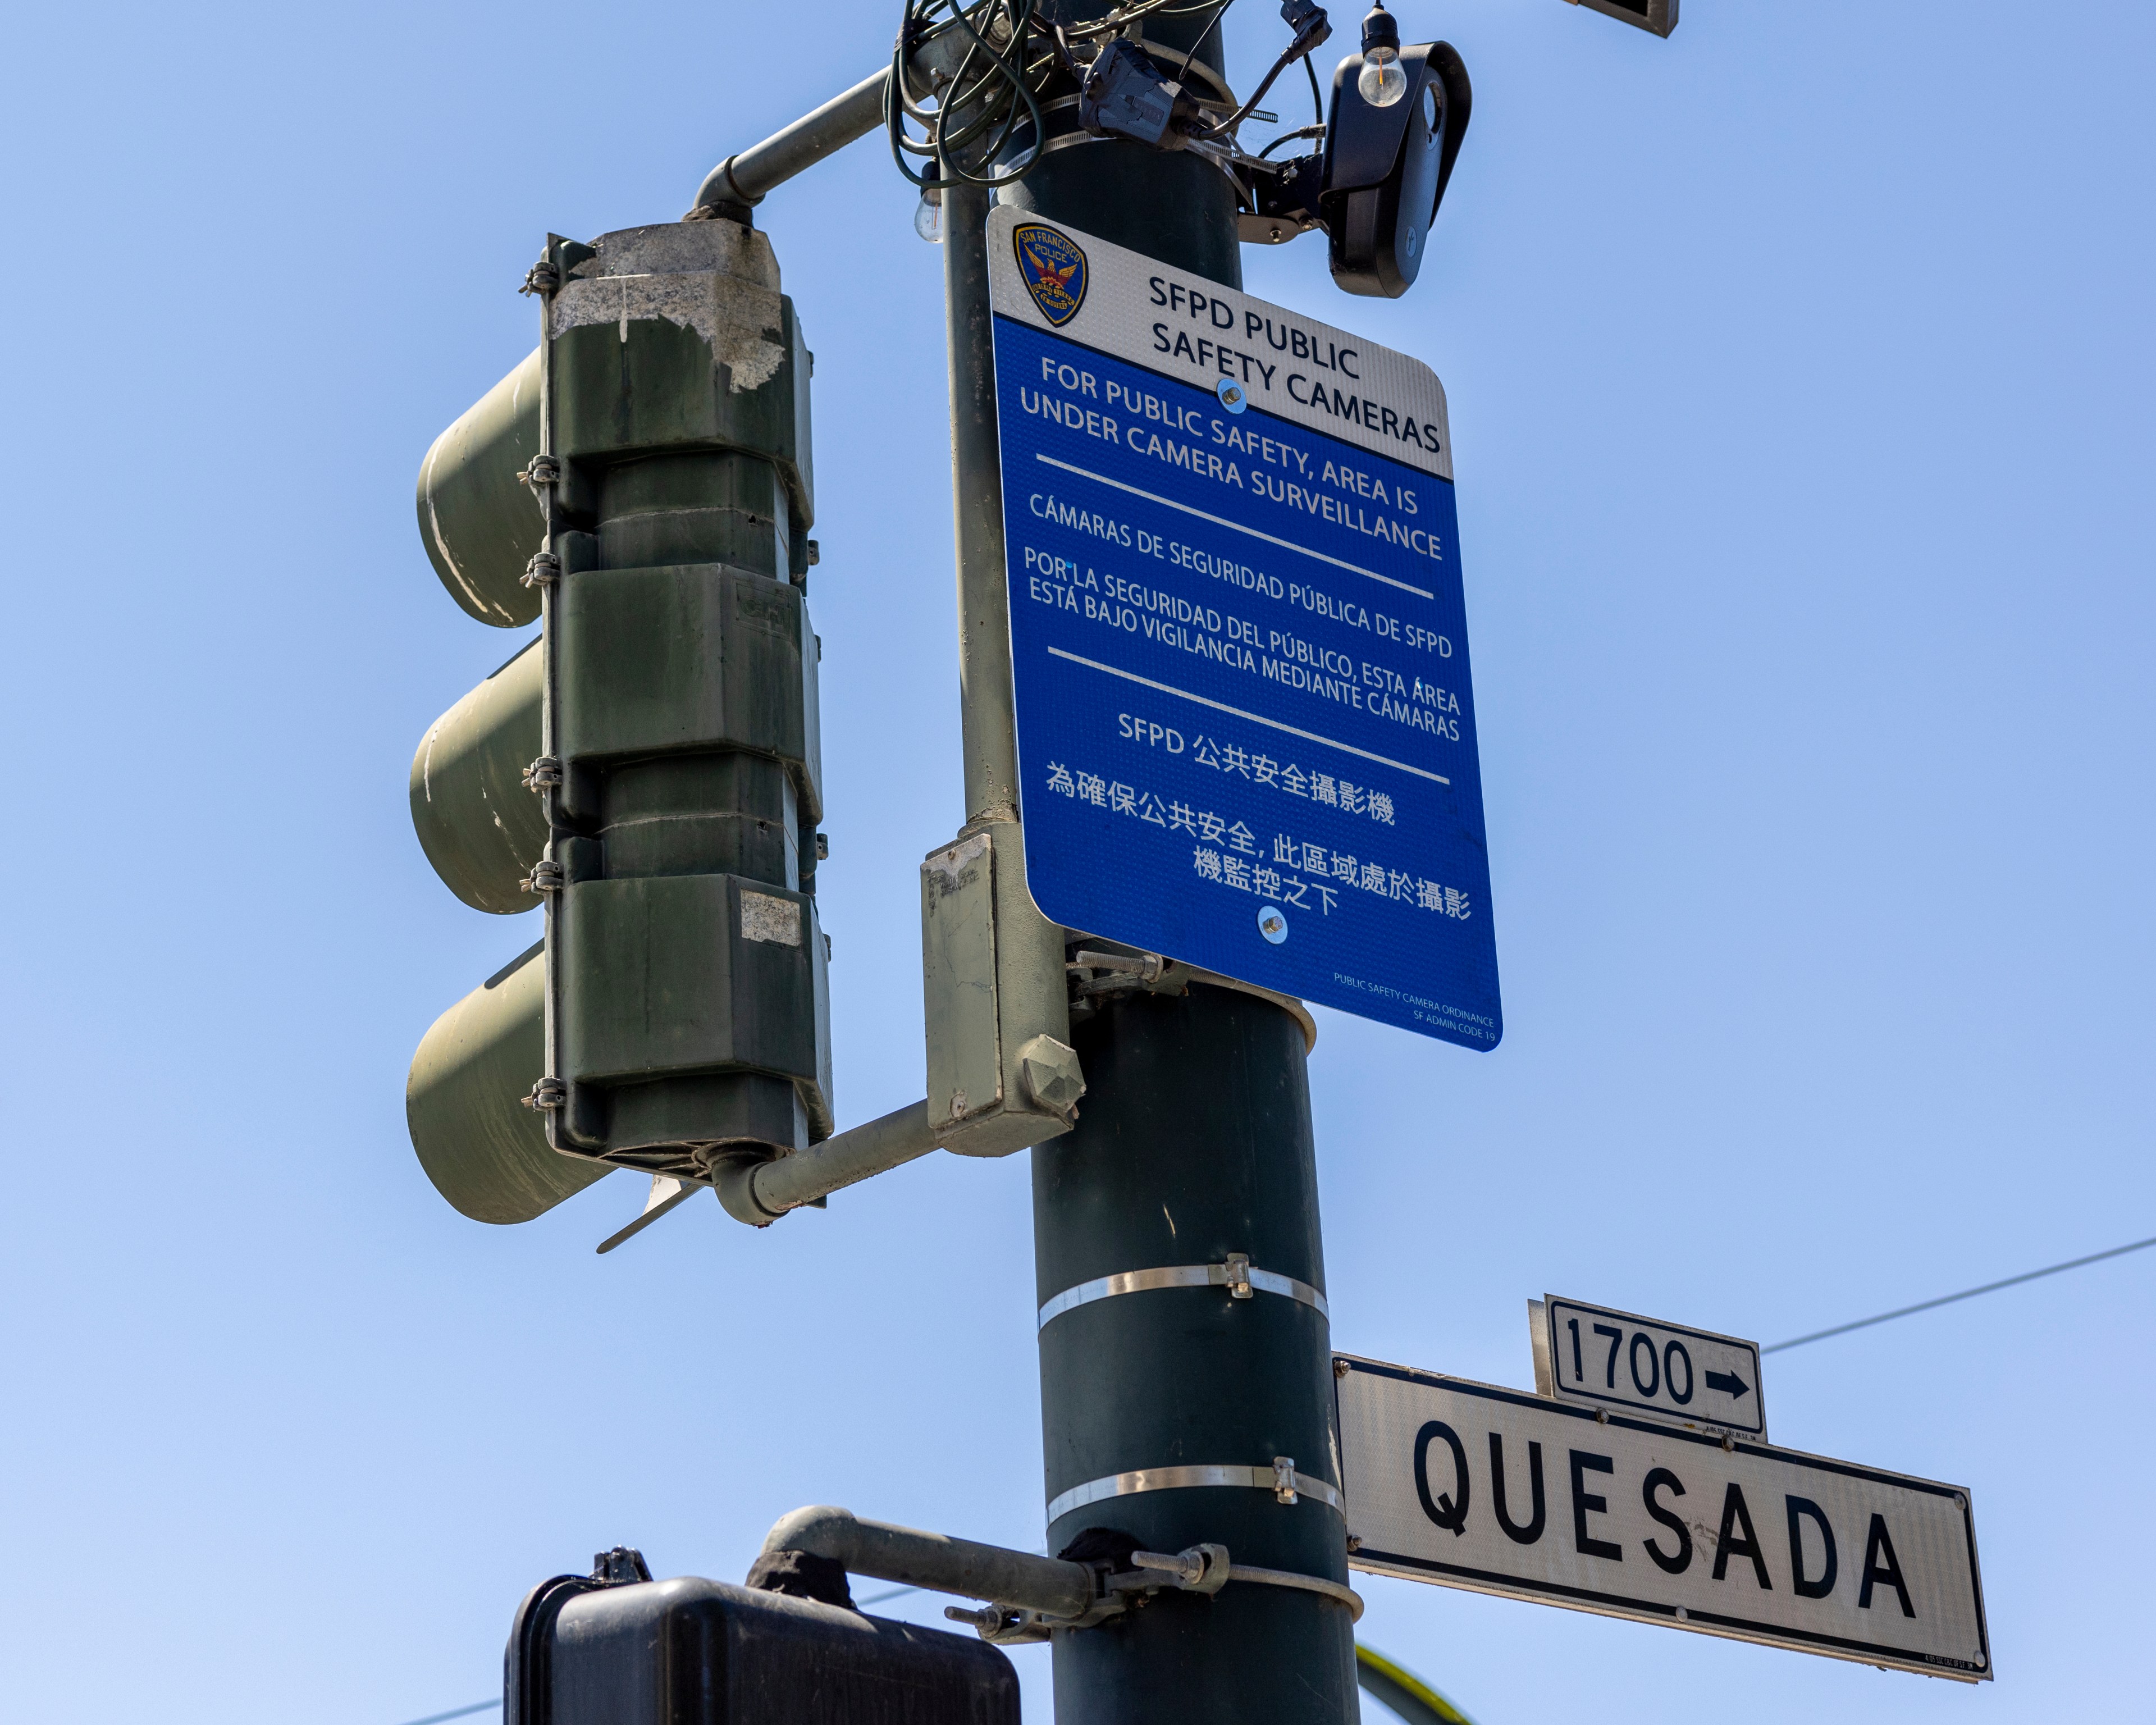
xmin=889 ymin=0 xmax=1344 ymax=193
xmin=1764 ymin=1231 xmax=2156 ymax=1354
xmin=888 ymin=0 xmax=1050 ymax=190
xmin=389 ymin=1232 xmax=2156 ymax=1725
xmin=1259 ymin=123 xmax=1326 ymax=157
xmin=1165 ymin=0 xmax=1236 ymax=90
xmin=391 ymin=1704 xmax=496 ymax=1725
xmin=890 ymin=0 xmax=1230 ymax=193
xmin=1356 ymin=1642 xmax=1477 ymax=1725
xmin=1185 ymin=17 xmax=1325 ymax=140
xmin=395 ymin=1634 xmax=1473 ymax=1725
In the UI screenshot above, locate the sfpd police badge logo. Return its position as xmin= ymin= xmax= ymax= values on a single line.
xmin=1013 ymin=224 xmax=1088 ymax=327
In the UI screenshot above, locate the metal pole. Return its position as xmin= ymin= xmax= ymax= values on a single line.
xmin=685 ymin=39 xmax=1355 ymax=1724
xmin=759 ymin=1507 xmax=1097 ymax=1621
xmin=1034 ymin=998 xmax=1350 ymax=1724
xmin=691 ymin=70 xmax=891 ymax=213
xmin=943 ymin=177 xmax=1024 ymax=830
xmin=995 ymin=15 xmax=1360 ymax=1725
xmin=712 ymin=1098 xmax=941 ymax=1222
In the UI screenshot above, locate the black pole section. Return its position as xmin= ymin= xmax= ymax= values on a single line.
xmin=995 ymin=15 xmax=1360 ymax=1723
xmin=1035 ymin=993 xmax=1352 ymax=1724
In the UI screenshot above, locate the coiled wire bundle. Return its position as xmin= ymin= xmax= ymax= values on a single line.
xmin=887 ymin=0 xmax=1326 ymax=194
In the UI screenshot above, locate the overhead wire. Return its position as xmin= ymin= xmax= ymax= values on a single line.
xmin=391 ymin=1233 xmax=2153 ymax=1725
xmin=391 ymin=1704 xmax=496 ymax=1725
xmin=1763 ymin=1231 xmax=2156 ymax=1354
xmin=393 ymin=1638 xmax=1473 ymax=1725
xmin=378 ymin=10 xmax=2145 ymax=1725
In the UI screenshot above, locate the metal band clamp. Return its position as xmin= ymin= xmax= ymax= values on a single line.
xmin=1129 ymin=1547 xmax=1363 ymax=1621
xmin=1038 ymin=1254 xmax=1329 ymax=1330
xmin=1047 ymin=1457 xmax=1343 ymax=1525
xmin=947 ymin=1543 xmax=1362 ymax=1645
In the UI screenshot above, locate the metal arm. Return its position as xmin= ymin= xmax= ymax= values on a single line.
xmin=758 ymin=1506 xmax=1097 ymax=1622
xmin=691 ymin=70 xmax=892 ymax=212
xmin=711 ymin=1099 xmax=943 ymax=1225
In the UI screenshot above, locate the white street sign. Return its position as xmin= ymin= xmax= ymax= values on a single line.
xmin=1336 ymin=1355 xmax=1990 ymax=1682
xmin=1532 ymin=1296 xmax=1767 ymax=1439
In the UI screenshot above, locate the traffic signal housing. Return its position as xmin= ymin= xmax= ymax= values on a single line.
xmin=408 ymin=214 xmax=832 ymax=1225
xmin=507 ymin=1566 xmax=1020 ymax=1725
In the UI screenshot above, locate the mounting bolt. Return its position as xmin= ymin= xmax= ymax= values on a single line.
xmin=1017 ymin=1034 xmax=1086 ymax=1121
xmin=522 ymin=1077 xmax=567 ymax=1112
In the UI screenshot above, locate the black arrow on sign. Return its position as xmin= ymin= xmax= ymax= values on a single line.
xmin=1704 ymin=1368 xmax=1751 ymax=1400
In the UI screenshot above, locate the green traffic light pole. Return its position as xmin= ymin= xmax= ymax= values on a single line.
xmin=937 ymin=17 xmax=1356 ymax=1725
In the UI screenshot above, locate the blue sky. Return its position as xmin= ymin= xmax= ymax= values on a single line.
xmin=1 ymin=2 xmax=2149 ymax=1721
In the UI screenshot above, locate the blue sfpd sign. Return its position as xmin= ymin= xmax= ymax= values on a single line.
xmin=988 ymin=211 xmax=1500 ymax=1049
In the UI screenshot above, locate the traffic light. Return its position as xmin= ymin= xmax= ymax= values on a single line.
xmin=507 ymin=1551 xmax=1019 ymax=1725
xmin=407 ymin=213 xmax=832 ymax=1225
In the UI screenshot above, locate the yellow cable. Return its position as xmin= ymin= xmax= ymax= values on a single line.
xmin=1355 ymin=1642 xmax=1477 ymax=1725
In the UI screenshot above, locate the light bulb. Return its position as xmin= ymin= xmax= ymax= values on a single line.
xmin=1357 ymin=45 xmax=1406 ymax=107
xmin=1358 ymin=4 xmax=1406 ymax=107
xmin=914 ymin=188 xmax=943 ymax=243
